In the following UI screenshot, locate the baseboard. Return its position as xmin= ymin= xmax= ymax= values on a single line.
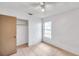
xmin=43 ymin=41 xmax=78 ymax=56
xmin=17 ymin=43 xmax=28 ymax=48
xmin=28 ymin=41 xmax=42 ymax=47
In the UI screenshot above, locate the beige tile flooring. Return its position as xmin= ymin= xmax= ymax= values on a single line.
xmin=11 ymin=42 xmax=76 ymax=56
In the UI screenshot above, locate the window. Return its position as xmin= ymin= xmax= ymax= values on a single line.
xmin=43 ymin=21 xmax=51 ymax=39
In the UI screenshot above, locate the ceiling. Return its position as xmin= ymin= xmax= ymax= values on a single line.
xmin=0 ymin=2 xmax=79 ymax=20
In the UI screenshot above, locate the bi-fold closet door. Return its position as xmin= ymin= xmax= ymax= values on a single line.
xmin=16 ymin=20 xmax=28 ymax=46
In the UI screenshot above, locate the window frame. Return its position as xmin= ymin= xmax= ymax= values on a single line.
xmin=43 ymin=21 xmax=52 ymax=39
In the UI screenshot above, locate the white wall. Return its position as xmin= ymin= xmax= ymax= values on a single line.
xmin=43 ymin=8 xmax=79 ymax=55
xmin=16 ymin=20 xmax=28 ymax=46
xmin=0 ymin=8 xmax=30 ymax=20
xmin=28 ymin=18 xmax=42 ymax=46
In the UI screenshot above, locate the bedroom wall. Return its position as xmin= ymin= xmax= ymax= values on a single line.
xmin=43 ymin=8 xmax=79 ymax=55
xmin=28 ymin=17 xmax=42 ymax=46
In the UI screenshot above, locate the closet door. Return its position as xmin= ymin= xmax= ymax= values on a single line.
xmin=16 ymin=20 xmax=28 ymax=46
xmin=0 ymin=15 xmax=16 ymax=56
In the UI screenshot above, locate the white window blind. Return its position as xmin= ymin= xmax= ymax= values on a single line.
xmin=44 ymin=21 xmax=51 ymax=39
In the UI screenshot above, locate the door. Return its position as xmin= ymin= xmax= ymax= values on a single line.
xmin=16 ymin=20 xmax=28 ymax=46
xmin=0 ymin=15 xmax=16 ymax=56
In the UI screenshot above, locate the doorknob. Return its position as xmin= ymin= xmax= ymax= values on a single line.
xmin=14 ymin=36 xmax=16 ymax=38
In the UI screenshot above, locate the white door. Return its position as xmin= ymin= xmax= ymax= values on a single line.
xmin=16 ymin=20 xmax=28 ymax=46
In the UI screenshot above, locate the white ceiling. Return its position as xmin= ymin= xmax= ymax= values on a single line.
xmin=0 ymin=2 xmax=79 ymax=20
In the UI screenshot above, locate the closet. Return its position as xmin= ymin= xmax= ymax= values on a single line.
xmin=0 ymin=15 xmax=16 ymax=56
